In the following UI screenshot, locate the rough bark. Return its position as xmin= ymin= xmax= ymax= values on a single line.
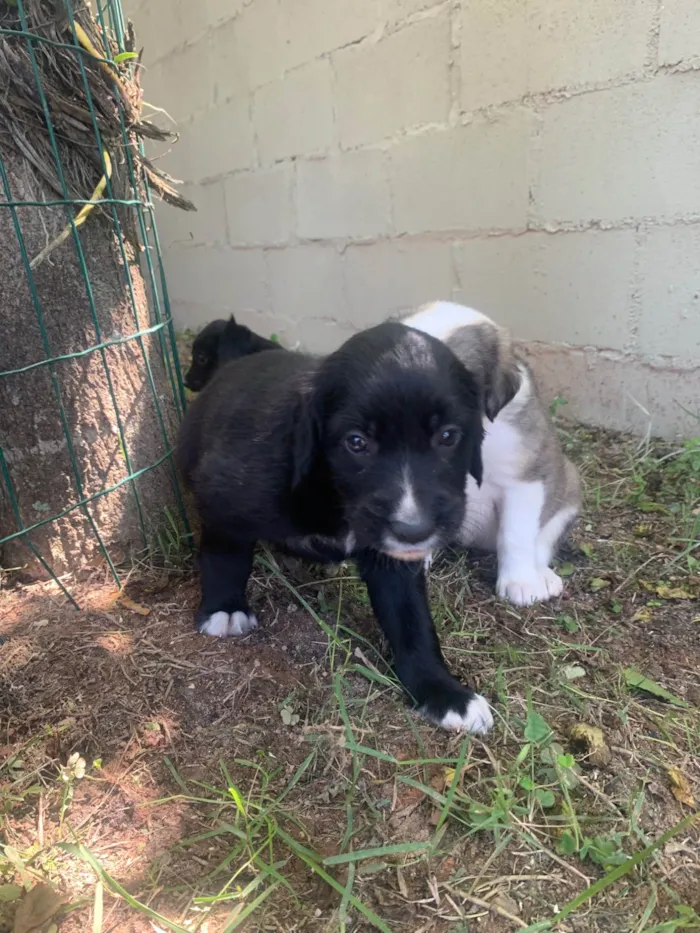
xmin=0 ymin=148 xmax=180 ymax=577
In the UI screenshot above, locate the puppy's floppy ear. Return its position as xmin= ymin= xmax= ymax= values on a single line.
xmin=291 ymin=388 xmax=321 ymax=488
xmin=469 ymin=427 xmax=484 ymax=487
xmin=448 ymin=322 xmax=521 ymax=422
xmin=482 ymin=327 xmax=521 ymax=422
xmin=453 ymin=363 xmax=485 ymax=486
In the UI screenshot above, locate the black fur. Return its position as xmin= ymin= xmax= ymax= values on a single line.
xmin=183 ymin=316 xmax=281 ymax=392
xmin=178 ymin=322 xmax=489 ymax=729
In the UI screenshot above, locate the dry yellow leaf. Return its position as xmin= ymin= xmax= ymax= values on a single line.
xmin=656 ymin=585 xmax=694 ymax=600
xmin=13 ymin=883 xmax=65 ymax=933
xmin=667 ymin=767 xmax=695 ymax=808
xmin=116 ymin=595 xmax=151 ymax=616
xmin=569 ymin=723 xmax=612 ymax=767
xmin=632 ymin=608 xmax=652 ymax=623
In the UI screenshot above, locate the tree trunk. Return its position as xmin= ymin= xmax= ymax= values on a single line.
xmin=0 ymin=147 xmax=181 ymax=578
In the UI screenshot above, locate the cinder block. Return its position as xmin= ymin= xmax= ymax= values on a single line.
xmin=163 ymin=246 xmax=269 ymax=315
xmin=460 ymin=0 xmax=655 ymax=111
xmin=380 ymin=0 xmax=440 ymax=25
xmin=334 ymin=13 xmax=451 ymax=149
xmin=637 ymin=226 xmax=700 ymax=361
xmin=130 ymin=0 xmax=201 ymax=65
xmin=235 ymin=309 xmax=299 ymax=348
xmin=224 ymin=166 xmax=294 ymax=246
xmin=267 ymin=246 xmax=348 ymax=323
xmin=344 ymin=240 xmax=455 ymax=327
xmin=534 ymin=75 xmax=700 ymax=223
xmin=452 ymin=237 xmax=530 ymax=324
xmin=232 ymin=0 xmax=288 ymax=89
xmin=142 ymin=40 xmax=215 ymax=123
xmin=297 ymin=150 xmax=391 ymax=240
xmin=254 ymin=60 xmax=335 ymax=164
xmin=455 ymin=230 xmax=636 ymax=350
xmin=209 ymin=16 xmax=252 ymax=102
xmin=297 ymin=318 xmax=358 ymax=354
xmin=390 ymin=110 xmax=532 ymax=234
xmin=156 ymin=181 xmax=228 ymax=250
xmin=282 ymin=0 xmax=377 ymax=71
xmin=516 ymin=343 xmax=700 ymax=440
xmin=527 ymin=231 xmax=636 ymax=350
xmin=162 ymin=97 xmax=255 ymax=183
xmin=659 ymin=0 xmax=700 ymax=65
xmin=204 ymin=0 xmax=246 ymax=29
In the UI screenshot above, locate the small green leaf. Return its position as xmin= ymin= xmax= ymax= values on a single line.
xmin=556 ymin=831 xmax=578 ymax=856
xmin=519 ymin=776 xmax=536 ymax=791
xmin=535 ymin=788 xmax=556 ymax=808
xmin=624 ymin=669 xmax=690 ymax=709
xmin=562 ymin=664 xmax=586 ymax=680
xmin=114 ymin=51 xmax=139 ymax=62
xmin=524 ymin=709 xmax=551 ymax=745
xmin=557 ymin=614 xmax=579 ymax=633
xmin=580 ymin=834 xmax=628 ymax=868
xmin=280 ymin=706 xmax=300 ymax=726
xmin=558 ymin=562 xmax=576 ymax=577
xmin=0 ymin=884 xmax=22 ymax=903
xmin=557 ymin=753 xmax=576 ymax=769
xmin=589 ymin=577 xmax=610 ymax=592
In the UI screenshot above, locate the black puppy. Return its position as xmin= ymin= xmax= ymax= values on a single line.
xmin=183 ymin=316 xmax=280 ymax=392
xmin=178 ymin=322 xmax=493 ymax=734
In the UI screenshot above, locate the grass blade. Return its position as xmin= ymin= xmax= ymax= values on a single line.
xmin=548 ymin=812 xmax=699 ymax=927
xmin=323 ymin=841 xmax=431 ymax=866
xmin=60 ymin=843 xmax=191 ymax=933
xmin=221 ymin=881 xmax=279 ymax=932
xmin=276 ymin=827 xmax=392 ymax=933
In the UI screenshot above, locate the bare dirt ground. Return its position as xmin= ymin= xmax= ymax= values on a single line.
xmin=1 ymin=424 xmax=699 ymax=933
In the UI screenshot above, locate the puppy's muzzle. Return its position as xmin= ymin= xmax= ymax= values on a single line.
xmin=382 ymin=514 xmax=438 ymax=562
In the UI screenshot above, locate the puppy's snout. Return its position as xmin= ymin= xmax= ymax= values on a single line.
xmin=389 ymin=514 xmax=435 ymax=545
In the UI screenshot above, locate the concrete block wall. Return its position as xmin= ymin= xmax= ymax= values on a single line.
xmin=127 ymin=0 xmax=700 ymax=437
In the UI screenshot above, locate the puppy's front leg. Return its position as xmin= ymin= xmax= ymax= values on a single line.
xmin=356 ymin=551 xmax=493 ymax=735
xmin=196 ymin=530 xmax=258 ymax=638
xmin=496 ymin=481 xmax=563 ymax=606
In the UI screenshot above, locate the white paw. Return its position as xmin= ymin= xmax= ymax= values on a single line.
xmin=497 ymin=567 xmax=563 ymax=606
xmin=439 ymin=694 xmax=494 ymax=735
xmin=228 ymin=610 xmax=258 ymax=636
xmin=199 ymin=611 xmax=258 ymax=637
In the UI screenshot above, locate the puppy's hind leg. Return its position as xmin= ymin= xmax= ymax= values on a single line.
xmin=496 ymin=481 xmax=562 ymax=606
xmin=535 ymin=504 xmax=578 ymax=580
xmin=196 ymin=531 xmax=258 ymax=638
xmin=356 ymin=551 xmax=493 ymax=735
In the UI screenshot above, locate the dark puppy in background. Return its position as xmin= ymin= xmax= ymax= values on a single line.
xmin=178 ymin=322 xmax=493 ymax=734
xmin=183 ymin=316 xmax=281 ymax=392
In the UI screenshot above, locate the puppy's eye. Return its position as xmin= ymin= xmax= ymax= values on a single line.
xmin=195 ymin=352 xmax=208 ymax=365
xmin=345 ymin=433 xmax=369 ymax=454
xmin=436 ymin=426 xmax=461 ymax=448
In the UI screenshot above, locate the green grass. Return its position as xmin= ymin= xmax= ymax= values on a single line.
xmin=1 ymin=423 xmax=699 ymax=932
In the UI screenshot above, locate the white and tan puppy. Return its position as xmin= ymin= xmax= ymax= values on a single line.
xmin=401 ymin=301 xmax=580 ymax=606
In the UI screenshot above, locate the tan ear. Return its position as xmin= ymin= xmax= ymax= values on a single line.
xmin=483 ymin=327 xmax=521 ymax=421
xmin=447 ymin=322 xmax=522 ymax=421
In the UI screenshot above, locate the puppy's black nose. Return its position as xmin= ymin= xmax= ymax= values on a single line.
xmin=389 ymin=515 xmax=435 ymax=544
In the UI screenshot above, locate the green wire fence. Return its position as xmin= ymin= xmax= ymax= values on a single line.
xmin=0 ymin=0 xmax=191 ymax=607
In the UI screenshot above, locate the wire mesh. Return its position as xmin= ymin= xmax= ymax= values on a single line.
xmin=0 ymin=0 xmax=191 ymax=606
